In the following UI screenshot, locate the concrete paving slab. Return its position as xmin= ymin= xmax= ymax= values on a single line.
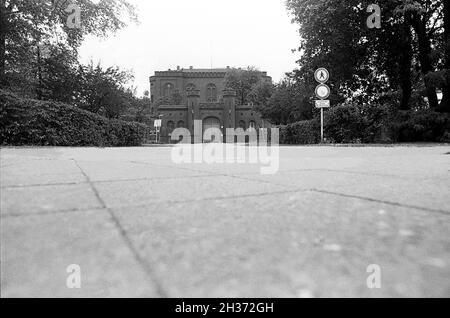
xmin=75 ymin=160 xmax=214 ymax=182
xmin=325 ymin=176 xmax=450 ymax=213
xmin=93 ymin=175 xmax=288 ymax=208
xmin=0 ymin=172 xmax=86 ymax=188
xmin=0 ymin=157 xmax=81 ymax=176
xmin=240 ymin=169 xmax=383 ymax=191
xmin=1 ymin=210 xmax=159 ymax=297
xmin=111 ymin=192 xmax=450 ymax=297
xmin=1 ymin=183 xmax=102 ymax=216
xmin=1 ymin=146 xmax=449 ymax=298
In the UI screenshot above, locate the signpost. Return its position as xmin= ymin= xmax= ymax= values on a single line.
xmin=314 ymin=68 xmax=331 ymax=143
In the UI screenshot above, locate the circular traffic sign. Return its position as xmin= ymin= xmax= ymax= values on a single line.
xmin=315 ymin=68 xmax=329 ymax=83
xmin=315 ymin=84 xmax=330 ymax=99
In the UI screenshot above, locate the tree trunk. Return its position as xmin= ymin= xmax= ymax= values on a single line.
xmin=411 ymin=14 xmax=439 ymax=109
xmin=399 ymin=20 xmax=412 ymax=110
xmin=440 ymin=0 xmax=450 ymax=112
xmin=0 ymin=0 xmax=6 ymax=87
xmin=36 ymin=45 xmax=43 ymax=100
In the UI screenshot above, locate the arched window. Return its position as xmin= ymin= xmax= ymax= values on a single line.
xmin=167 ymin=121 xmax=175 ymax=134
xmin=177 ymin=120 xmax=185 ymax=128
xmin=186 ymin=83 xmax=196 ymax=93
xmin=206 ymin=84 xmax=217 ymax=102
xmin=164 ymin=83 xmax=174 ymax=98
xmin=249 ymin=121 xmax=257 ymax=130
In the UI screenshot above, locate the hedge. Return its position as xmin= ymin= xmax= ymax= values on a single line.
xmin=279 ymin=119 xmax=321 ymax=144
xmin=0 ymin=90 xmax=149 ymax=146
xmin=279 ymin=103 xmax=450 ymax=144
xmin=391 ymin=110 xmax=450 ymax=143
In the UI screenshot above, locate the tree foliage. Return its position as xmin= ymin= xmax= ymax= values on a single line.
xmin=0 ymin=0 xmax=137 ymax=93
xmin=286 ymin=0 xmax=449 ymax=112
xmin=0 ymin=0 xmax=150 ymax=121
xmin=224 ymin=67 xmax=269 ymax=105
xmin=256 ymin=79 xmax=312 ymax=125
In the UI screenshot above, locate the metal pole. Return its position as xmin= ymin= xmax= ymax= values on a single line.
xmin=321 ymin=108 xmax=324 ymax=143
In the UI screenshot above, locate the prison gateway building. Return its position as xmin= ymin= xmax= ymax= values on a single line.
xmin=150 ymin=66 xmax=272 ymax=143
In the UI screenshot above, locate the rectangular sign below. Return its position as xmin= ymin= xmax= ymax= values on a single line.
xmin=154 ymin=119 xmax=162 ymax=128
xmin=315 ymin=100 xmax=330 ymax=108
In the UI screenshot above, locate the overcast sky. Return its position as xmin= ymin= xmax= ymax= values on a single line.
xmin=79 ymin=0 xmax=301 ymax=96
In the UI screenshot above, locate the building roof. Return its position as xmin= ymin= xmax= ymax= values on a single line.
xmin=180 ymin=68 xmax=230 ymax=73
xmin=150 ymin=67 xmax=270 ymax=80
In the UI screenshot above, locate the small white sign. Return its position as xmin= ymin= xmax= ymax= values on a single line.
xmin=315 ymin=100 xmax=330 ymax=108
xmin=315 ymin=68 xmax=329 ymax=83
xmin=154 ymin=119 xmax=162 ymax=128
xmin=315 ymin=84 xmax=331 ymax=100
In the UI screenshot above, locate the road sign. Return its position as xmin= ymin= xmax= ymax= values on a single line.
xmin=154 ymin=119 xmax=162 ymax=128
xmin=315 ymin=100 xmax=330 ymax=108
xmin=315 ymin=68 xmax=329 ymax=83
xmin=315 ymin=84 xmax=331 ymax=100
xmin=314 ymin=69 xmax=331 ymax=144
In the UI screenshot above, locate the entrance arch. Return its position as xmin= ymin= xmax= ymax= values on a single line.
xmin=202 ymin=117 xmax=222 ymax=142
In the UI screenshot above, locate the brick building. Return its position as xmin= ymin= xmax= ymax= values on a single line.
xmin=150 ymin=66 xmax=272 ymax=142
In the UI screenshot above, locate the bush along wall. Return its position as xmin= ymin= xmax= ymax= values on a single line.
xmin=278 ymin=102 xmax=450 ymax=144
xmin=0 ymin=90 xmax=149 ymax=147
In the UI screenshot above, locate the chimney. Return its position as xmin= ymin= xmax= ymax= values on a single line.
xmin=190 ymin=66 xmax=193 ymax=70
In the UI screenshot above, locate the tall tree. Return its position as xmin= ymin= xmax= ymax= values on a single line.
xmin=256 ymin=78 xmax=313 ymax=125
xmin=224 ymin=67 xmax=266 ymax=105
xmin=0 ymin=0 xmax=136 ymax=92
xmin=286 ymin=0 xmax=376 ymax=103
xmin=396 ymin=0 xmax=444 ymax=109
xmin=286 ymin=0 xmax=447 ymax=110
xmin=0 ymin=0 xmax=5 ymax=86
xmin=77 ymin=63 xmax=134 ymax=119
xmin=441 ymin=0 xmax=450 ymax=110
xmin=39 ymin=43 xmax=81 ymax=102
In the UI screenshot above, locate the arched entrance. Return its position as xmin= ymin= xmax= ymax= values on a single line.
xmin=202 ymin=117 xmax=221 ymax=142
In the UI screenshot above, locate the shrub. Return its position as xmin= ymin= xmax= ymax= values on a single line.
xmin=0 ymin=90 xmax=149 ymax=147
xmin=324 ymin=103 xmax=367 ymax=143
xmin=278 ymin=101 xmax=449 ymax=145
xmin=279 ymin=118 xmax=320 ymax=144
xmin=391 ymin=110 xmax=450 ymax=142
xmin=360 ymin=103 xmax=395 ymax=143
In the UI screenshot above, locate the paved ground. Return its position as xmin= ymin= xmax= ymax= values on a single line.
xmin=1 ymin=145 xmax=449 ymax=298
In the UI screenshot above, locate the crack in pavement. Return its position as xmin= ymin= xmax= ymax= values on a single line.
xmin=0 ymin=173 xmax=224 ymax=190
xmin=4 ymin=184 xmax=447 ymax=219
xmin=72 ymin=159 xmax=169 ymax=298
xmin=310 ymin=189 xmax=450 ymax=216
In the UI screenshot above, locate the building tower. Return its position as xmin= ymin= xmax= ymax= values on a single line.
xmin=187 ymin=89 xmax=200 ymax=142
xmin=222 ymin=88 xmax=237 ymax=131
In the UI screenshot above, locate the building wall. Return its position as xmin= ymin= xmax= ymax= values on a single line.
xmin=151 ymin=67 xmax=272 ymax=143
xmin=150 ymin=68 xmax=231 ymax=104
